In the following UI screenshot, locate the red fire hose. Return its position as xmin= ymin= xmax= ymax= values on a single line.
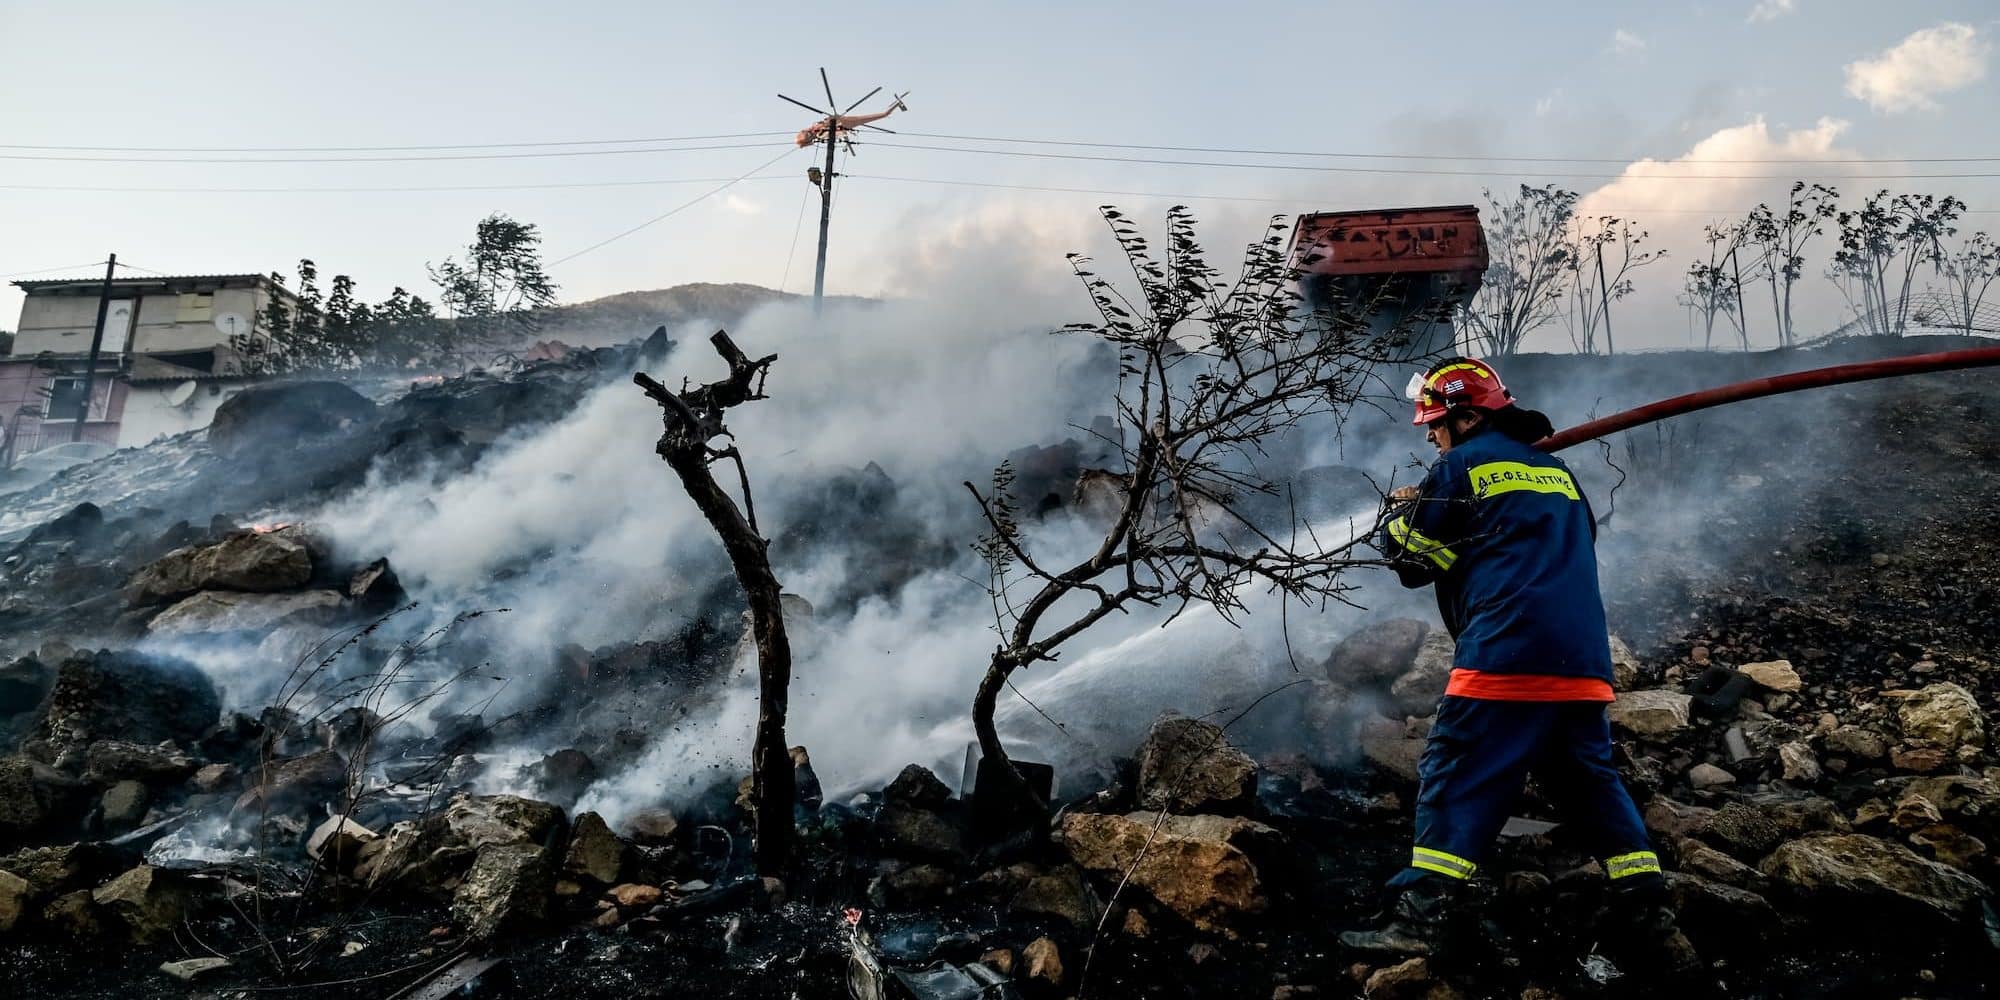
xmin=1533 ymin=345 xmax=2000 ymax=453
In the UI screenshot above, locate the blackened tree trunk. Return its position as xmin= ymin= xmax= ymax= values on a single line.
xmin=636 ymin=330 xmax=794 ymax=875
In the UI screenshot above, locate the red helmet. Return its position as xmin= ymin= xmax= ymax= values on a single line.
xmin=1409 ymin=358 xmax=1513 ymax=425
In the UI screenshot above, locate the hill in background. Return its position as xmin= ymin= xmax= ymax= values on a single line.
xmin=535 ymin=282 xmax=873 ymax=347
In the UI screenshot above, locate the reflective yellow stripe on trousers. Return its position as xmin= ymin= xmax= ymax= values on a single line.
xmin=1411 ymin=846 xmax=1477 ymax=880
xmin=1604 ymin=850 xmax=1662 ymax=880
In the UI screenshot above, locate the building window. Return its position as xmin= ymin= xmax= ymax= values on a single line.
xmin=44 ymin=378 xmax=88 ymax=420
xmin=175 ymin=293 xmax=215 ymax=323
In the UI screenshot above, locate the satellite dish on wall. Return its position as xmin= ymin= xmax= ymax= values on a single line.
xmin=213 ymin=313 xmax=250 ymax=338
xmin=166 ymin=381 xmax=198 ymax=408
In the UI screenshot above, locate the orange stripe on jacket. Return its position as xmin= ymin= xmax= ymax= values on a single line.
xmin=1445 ymin=668 xmax=1615 ymax=702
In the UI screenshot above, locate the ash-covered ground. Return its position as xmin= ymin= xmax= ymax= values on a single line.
xmin=0 ymin=313 xmax=1995 ymax=999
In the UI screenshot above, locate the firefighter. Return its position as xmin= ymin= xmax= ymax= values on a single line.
xmin=1339 ymin=358 xmax=1694 ymax=970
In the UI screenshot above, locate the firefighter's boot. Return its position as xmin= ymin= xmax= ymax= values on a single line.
xmin=1599 ymin=881 xmax=1704 ymax=981
xmin=1339 ymin=879 xmax=1454 ymax=957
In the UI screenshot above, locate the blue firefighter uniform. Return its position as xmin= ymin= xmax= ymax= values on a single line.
xmin=1378 ymin=422 xmax=1662 ymax=891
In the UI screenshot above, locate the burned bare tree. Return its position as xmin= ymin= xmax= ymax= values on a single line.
xmin=634 ymin=332 xmax=795 ymax=874
xmin=966 ymin=207 xmax=1390 ymax=802
xmin=1459 ymin=185 xmax=1578 ymax=355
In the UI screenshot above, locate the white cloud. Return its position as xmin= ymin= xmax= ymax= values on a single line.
xmin=1747 ymin=0 xmax=1796 ymax=23
xmin=1610 ymin=29 xmax=1647 ymax=56
xmin=1578 ymin=116 xmax=1853 ymax=219
xmin=1844 ymin=22 xmax=1989 ymax=113
xmin=1534 ymin=90 xmax=1561 ymax=118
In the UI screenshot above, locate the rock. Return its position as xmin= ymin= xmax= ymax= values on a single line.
xmin=1608 ymin=635 xmax=1643 ymax=691
xmin=1643 ymin=798 xmax=1715 ymax=840
xmin=872 ymin=864 xmax=953 ymax=907
xmin=1898 ymin=682 xmax=1986 ymax=750
xmin=40 ymin=890 xmax=102 ymax=939
xmin=1664 ymin=871 xmax=1776 ymax=932
xmin=451 ymin=844 xmax=552 ymax=942
xmin=1892 ymin=791 xmax=1944 ymax=831
xmin=347 ymin=558 xmax=404 ymax=609
xmin=92 ymin=866 xmax=193 ymax=944
xmin=875 ymin=802 xmax=964 ymax=862
xmin=1059 ymin=811 xmax=1281 ymax=938
xmin=148 ymin=589 xmax=346 ymax=637
xmin=1388 ymin=632 xmax=1457 ymax=718
xmin=444 ymin=794 xmax=564 ymax=852
xmin=126 ymin=531 xmax=313 ymax=606
xmin=1323 ymin=618 xmax=1430 ymax=689
xmin=207 ymin=380 xmax=376 ymax=460
xmin=606 ymin=883 xmax=663 ymax=908
xmin=100 ymin=781 xmax=149 ymax=829
xmin=83 ymin=741 xmax=197 ymax=785
xmin=1675 ymin=838 xmax=1761 ymax=887
xmin=1826 ymin=726 xmax=1890 ymax=760
xmin=160 ymin=957 xmax=232 ymax=982
xmin=562 ymin=812 xmax=629 ymax=885
xmin=307 ymin=815 xmax=379 ymax=870
xmin=1008 ymin=864 xmax=1104 ymax=929
xmin=1021 ymin=936 xmax=1064 ymax=986
xmin=0 ymin=843 xmax=133 ymax=897
xmin=882 ymin=764 xmax=952 ymax=806
xmin=191 ymin=763 xmax=239 ymax=793
xmin=1365 ymin=957 xmax=1463 ymax=1000
xmin=0 ymin=755 xmax=87 ymax=842
xmin=1358 ymin=719 xmax=1426 ymax=785
xmin=38 ymin=651 xmax=220 ymax=754
xmin=1739 ymin=660 xmax=1802 ymax=693
xmin=1608 ymin=690 xmax=1693 ymax=737
xmin=980 ymin=948 xmax=1014 ymax=975
xmin=1758 ymin=834 xmax=1989 ymax=919
xmin=1704 ymin=797 xmax=1846 ymax=860
xmin=1687 ymin=763 xmax=1735 ymax=789
xmin=525 ymin=749 xmax=597 ymax=806
xmin=0 ymin=657 xmax=54 ymax=721
xmin=0 ymin=869 xmax=31 ymax=932
xmin=1891 ymin=745 xmax=1950 ymax=773
xmin=1909 ymin=825 xmax=1986 ymax=870
xmin=1135 ymin=715 xmax=1258 ymax=816
xmin=363 ymin=794 xmax=565 ymax=894
xmin=623 ymin=809 xmax=678 ymax=846
xmin=1778 ymin=742 xmax=1821 ymax=783
xmin=233 ymin=750 xmax=349 ymax=817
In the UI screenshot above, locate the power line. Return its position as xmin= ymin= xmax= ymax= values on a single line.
xmin=0 ymin=131 xmax=793 ymax=154
xmin=548 ymin=148 xmax=802 ymax=267
xmin=0 ymin=139 xmax=792 ymax=165
xmin=9 ymin=123 xmax=2000 ymax=166
xmin=897 ymin=130 xmax=2000 ymax=166
xmin=0 ymin=259 xmax=109 ymax=279
xmin=844 ymin=172 xmax=2000 ymax=215
xmin=867 ymin=141 xmax=2000 ymax=182
xmin=0 ymin=176 xmax=797 ymax=194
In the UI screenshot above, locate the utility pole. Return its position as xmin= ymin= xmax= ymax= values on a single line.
xmin=812 ymin=110 xmax=838 ymax=316
xmin=72 ymin=254 xmax=116 ymax=442
xmin=779 ymin=70 xmax=907 ymax=317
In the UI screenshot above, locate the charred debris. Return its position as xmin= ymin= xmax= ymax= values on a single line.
xmin=0 ymin=328 xmax=1995 ymax=998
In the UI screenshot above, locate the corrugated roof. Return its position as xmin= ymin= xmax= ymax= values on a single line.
xmin=13 ymin=273 xmax=269 ymax=290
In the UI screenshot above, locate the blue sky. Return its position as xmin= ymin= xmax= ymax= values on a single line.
xmin=3 ymin=1 xmax=1997 ymax=348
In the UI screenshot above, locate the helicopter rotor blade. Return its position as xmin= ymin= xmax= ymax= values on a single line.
xmin=820 ymin=68 xmax=838 ymax=115
xmin=778 ymin=93 xmax=830 ymax=117
xmin=842 ymin=86 xmax=882 ymax=115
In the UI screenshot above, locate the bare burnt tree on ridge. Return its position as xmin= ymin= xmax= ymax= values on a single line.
xmin=965 ymin=206 xmax=1393 ymax=804
xmin=634 ymin=332 xmax=795 ymax=874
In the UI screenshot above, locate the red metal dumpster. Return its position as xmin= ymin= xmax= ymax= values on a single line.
xmin=1288 ymin=204 xmax=1488 ymax=360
